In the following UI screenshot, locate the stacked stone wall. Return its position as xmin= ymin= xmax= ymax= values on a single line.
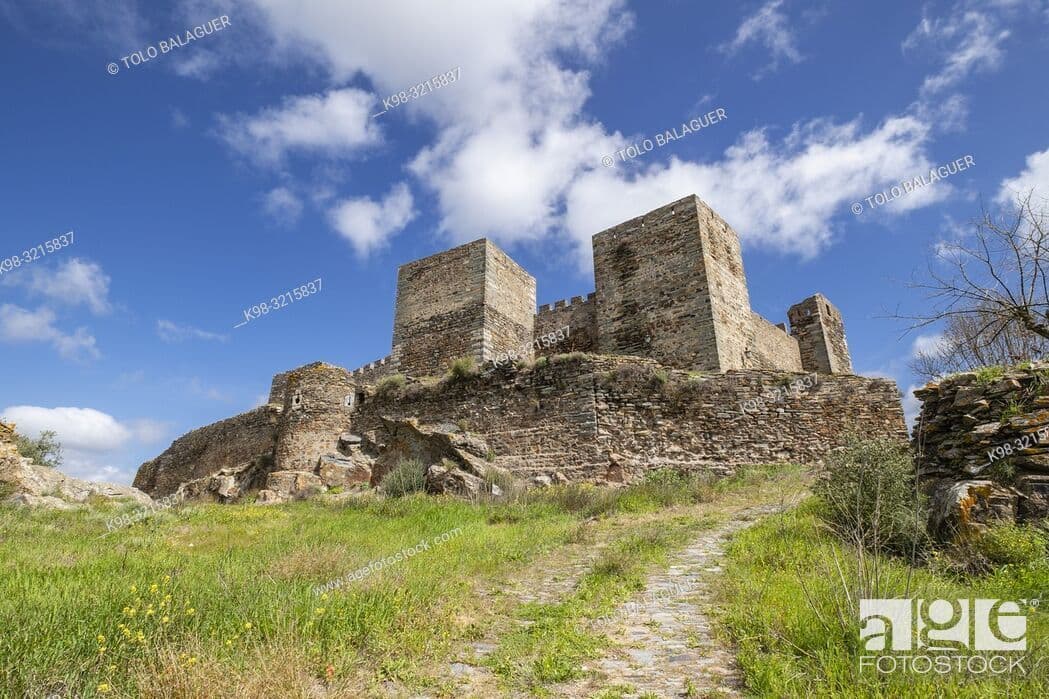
xmin=482 ymin=241 xmax=537 ymax=363
xmin=393 ymin=240 xmax=487 ymax=376
xmin=913 ymin=365 xmax=1049 ymax=530
xmin=593 ymin=196 xmax=723 ymax=371
xmin=275 ymin=363 xmax=360 ymax=472
xmin=747 ymin=312 xmax=803 ymax=371
xmin=788 ymin=294 xmax=853 ymax=374
xmin=535 ymin=293 xmax=598 ymax=355
xmin=133 ymin=407 xmax=279 ymax=497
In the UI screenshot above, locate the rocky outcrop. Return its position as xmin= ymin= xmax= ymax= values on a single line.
xmin=0 ymin=421 xmax=151 ymax=509
xmin=913 ymin=363 xmax=1049 ymax=536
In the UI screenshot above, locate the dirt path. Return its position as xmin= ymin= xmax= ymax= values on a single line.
xmin=552 ymin=503 xmax=784 ymax=698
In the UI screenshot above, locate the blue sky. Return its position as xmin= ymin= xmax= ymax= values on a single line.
xmin=1 ymin=0 xmax=1048 ymax=484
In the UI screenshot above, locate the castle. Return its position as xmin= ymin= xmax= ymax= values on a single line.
xmin=345 ymin=194 xmax=852 ymax=383
xmin=135 ymin=195 xmax=905 ymax=502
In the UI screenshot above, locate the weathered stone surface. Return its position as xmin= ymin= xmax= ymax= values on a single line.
xmin=425 ymin=462 xmax=486 ymax=498
xmin=317 ymin=454 xmax=371 ymax=488
xmin=255 ymin=489 xmax=282 ymax=505
xmin=175 ymin=457 xmax=272 ymax=504
xmin=1017 ymin=475 xmax=1049 ymax=521
xmin=914 ymin=363 xmax=1049 ymax=527
xmin=1 ymin=420 xmax=152 ymax=509
xmin=266 ymin=470 xmax=324 ymax=500
xmin=928 ymin=480 xmax=1018 ymax=539
xmin=135 ymin=406 xmax=279 ymax=497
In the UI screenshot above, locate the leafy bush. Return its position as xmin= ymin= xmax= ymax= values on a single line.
xmin=374 ymin=374 xmax=406 ymax=398
xmin=976 ymin=524 xmax=1048 ymax=566
xmin=16 ymin=430 xmax=63 ymax=469
xmin=813 ymin=436 xmax=929 ymax=557
xmin=381 ymin=459 xmax=427 ymax=497
xmin=445 ymin=356 xmax=479 ymax=383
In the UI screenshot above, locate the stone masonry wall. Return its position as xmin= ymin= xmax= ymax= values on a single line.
xmin=913 ymin=364 xmax=1049 ymax=532
xmin=594 ymin=196 xmax=728 ymax=371
xmin=133 ymin=407 xmax=280 ymax=497
xmin=788 ymin=294 xmax=853 ymax=374
xmin=349 ymin=354 xmax=401 ymax=385
xmin=275 ymin=362 xmax=361 ymax=472
xmin=747 ymin=312 xmax=803 ymax=371
xmin=393 ymin=240 xmax=487 ymax=376
xmin=535 ymin=293 xmax=598 ymax=355
xmin=482 ymin=240 xmax=537 ymax=363
xmin=355 ymin=354 xmax=905 ymax=483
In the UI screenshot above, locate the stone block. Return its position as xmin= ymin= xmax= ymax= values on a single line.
xmin=266 ymin=470 xmax=325 ymax=500
xmin=317 ymin=454 xmax=371 ymax=488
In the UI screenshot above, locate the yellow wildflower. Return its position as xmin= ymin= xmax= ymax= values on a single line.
xmin=129 ymin=585 xmax=137 ymax=593
xmin=162 ymin=616 xmax=170 ymax=624
xmin=315 ymin=608 xmax=325 ymax=616
xmin=97 ymin=634 xmax=106 ymax=643
xmin=97 ymin=683 xmax=111 ymax=694
xmin=243 ymin=622 xmax=252 ymax=630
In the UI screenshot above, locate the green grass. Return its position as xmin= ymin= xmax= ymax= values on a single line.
xmin=717 ymin=500 xmax=1049 ymax=697
xmin=0 ymin=465 xmax=803 ymax=698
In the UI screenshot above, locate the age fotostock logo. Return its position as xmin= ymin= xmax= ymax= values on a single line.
xmin=859 ymin=598 xmax=1027 ymax=675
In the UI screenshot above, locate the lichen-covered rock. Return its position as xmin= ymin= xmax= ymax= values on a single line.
xmin=928 ymin=479 xmax=1018 ymax=539
xmin=317 ymin=454 xmax=371 ymax=488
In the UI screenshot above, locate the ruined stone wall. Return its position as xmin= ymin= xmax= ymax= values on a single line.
xmin=482 ymin=241 xmax=537 ymax=363
xmin=0 ymin=421 xmax=17 ymax=460
xmin=353 ymin=355 xmax=906 ymax=484
xmin=696 ymin=198 xmax=754 ymax=371
xmin=133 ymin=407 xmax=280 ymax=497
xmin=788 ymin=294 xmax=853 ymax=374
xmin=595 ymin=360 xmax=905 ymax=482
xmin=392 ymin=240 xmax=487 ymax=376
xmin=275 ymin=362 xmax=360 ymax=472
xmin=913 ymin=365 xmax=1049 ymax=529
xmin=355 ymin=357 xmax=604 ymax=480
xmin=535 ymin=293 xmax=598 ymax=355
xmin=747 ymin=312 xmax=803 ymax=371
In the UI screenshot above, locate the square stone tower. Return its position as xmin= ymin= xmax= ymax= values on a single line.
xmin=392 ymin=239 xmax=536 ymax=376
xmin=787 ymin=294 xmax=853 ymax=374
xmin=592 ymin=195 xmax=754 ymax=371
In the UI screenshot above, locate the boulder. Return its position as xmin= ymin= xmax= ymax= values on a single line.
xmin=532 ymin=474 xmax=553 ymax=488
xmin=928 ymin=479 xmax=1018 ymax=540
xmin=317 ymin=454 xmax=371 ymax=488
xmin=255 ymin=489 xmax=283 ymax=505
xmin=266 ymin=470 xmax=325 ymax=500
xmin=425 ymin=461 xmax=486 ymax=498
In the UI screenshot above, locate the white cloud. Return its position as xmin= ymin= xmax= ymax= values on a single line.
xmin=3 ymin=406 xmax=138 ymax=452
xmin=0 ymin=304 xmax=99 ymax=360
xmin=217 ymin=87 xmax=381 ymax=165
xmin=997 ymin=146 xmax=1049 ymax=204
xmin=5 ymin=258 xmax=112 ymax=314
xmin=902 ymin=383 xmax=923 ymax=431
xmin=911 ymin=332 xmax=948 ymax=357
xmin=262 ymin=186 xmax=304 ymax=226
xmin=156 ymin=319 xmax=229 ymax=343
xmin=719 ymin=0 xmax=802 ymax=78
xmin=904 ymin=10 xmax=1011 ymax=97
xmin=1 ymin=406 xmax=167 ymax=485
xmin=328 ymin=183 xmax=417 ymax=256
xmin=562 ymin=114 xmax=938 ymax=267
xmin=186 ymin=377 xmax=232 ymax=402
xmin=171 ymin=108 xmax=190 ymax=129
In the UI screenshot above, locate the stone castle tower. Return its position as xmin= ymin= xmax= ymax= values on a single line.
xmin=348 ymin=193 xmax=852 ymax=380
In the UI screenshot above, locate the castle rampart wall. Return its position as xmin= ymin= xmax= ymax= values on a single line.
xmin=132 ymin=406 xmax=279 ymax=497
xmin=275 ymin=362 xmax=359 ymax=471
xmin=747 ymin=312 xmax=803 ymax=371
xmin=534 ymin=293 xmax=598 ymax=355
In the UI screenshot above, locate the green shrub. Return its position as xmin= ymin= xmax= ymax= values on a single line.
xmin=986 ymin=458 xmax=1017 ymax=485
xmin=16 ymin=430 xmax=63 ymax=469
xmin=974 ymin=366 xmax=1006 ymax=384
xmin=1000 ymin=400 xmax=1025 ymax=421
xmin=445 ymin=356 xmax=479 ymax=383
xmin=813 ymin=436 xmax=929 ymax=557
xmin=976 ymin=524 xmax=1048 ymax=566
xmin=381 ymin=459 xmax=427 ymax=497
xmin=375 ymin=374 xmax=406 ymax=397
